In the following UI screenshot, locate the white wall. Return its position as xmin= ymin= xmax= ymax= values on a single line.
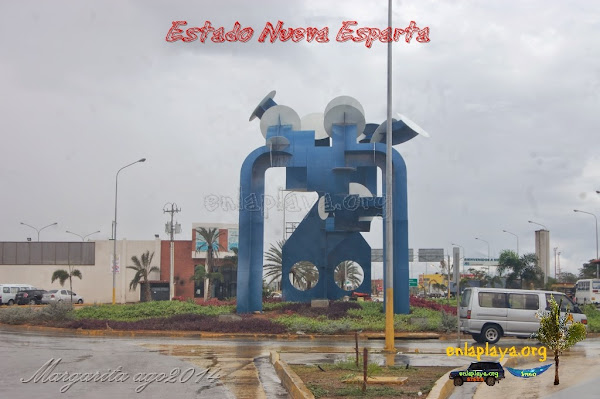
xmin=0 ymin=239 xmax=161 ymax=304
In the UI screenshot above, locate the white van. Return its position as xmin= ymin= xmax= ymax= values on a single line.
xmin=574 ymin=279 xmax=600 ymax=305
xmin=459 ymin=287 xmax=588 ymax=344
xmin=0 ymin=284 xmax=36 ymax=306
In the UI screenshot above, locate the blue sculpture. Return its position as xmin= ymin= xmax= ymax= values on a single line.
xmin=236 ymin=91 xmax=426 ymax=314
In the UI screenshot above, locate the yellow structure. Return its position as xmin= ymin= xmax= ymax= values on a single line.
xmin=418 ymin=273 xmax=448 ymax=294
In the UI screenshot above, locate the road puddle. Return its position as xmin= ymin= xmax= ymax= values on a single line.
xmin=142 ymin=344 xmax=289 ymax=399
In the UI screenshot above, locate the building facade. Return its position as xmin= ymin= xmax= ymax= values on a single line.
xmin=0 ymin=223 xmax=239 ymax=304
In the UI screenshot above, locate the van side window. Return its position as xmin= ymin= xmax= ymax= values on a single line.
xmin=2 ymin=287 xmax=8 ymax=293
xmin=460 ymin=289 xmax=471 ymax=307
xmin=546 ymin=294 xmax=575 ymax=312
xmin=509 ymin=293 xmax=539 ymax=310
xmin=479 ymin=292 xmax=507 ymax=308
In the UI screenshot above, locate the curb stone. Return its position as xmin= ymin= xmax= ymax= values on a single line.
xmin=270 ymin=351 xmax=315 ymax=399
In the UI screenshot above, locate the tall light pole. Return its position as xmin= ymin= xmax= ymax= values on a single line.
xmin=164 ymin=203 xmax=181 ymax=301
xmin=20 ymin=222 xmax=57 ymax=241
xmin=384 ymin=0 xmax=395 ymax=353
xmin=475 ymin=237 xmax=490 ymax=274
xmin=66 ymin=230 xmax=100 ymax=241
xmin=112 ymin=158 xmax=146 ymax=305
xmin=502 ymin=230 xmax=519 ymax=256
xmin=574 ymin=209 xmax=599 ymax=278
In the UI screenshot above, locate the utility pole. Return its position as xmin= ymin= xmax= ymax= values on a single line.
xmin=554 ymin=247 xmax=558 ymax=280
xmin=164 ymin=203 xmax=181 ymax=301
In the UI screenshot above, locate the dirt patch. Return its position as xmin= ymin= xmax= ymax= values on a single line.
xmin=291 ymin=364 xmax=451 ymax=398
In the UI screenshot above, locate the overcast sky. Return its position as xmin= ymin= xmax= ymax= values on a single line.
xmin=1 ymin=1 xmax=599 ymax=279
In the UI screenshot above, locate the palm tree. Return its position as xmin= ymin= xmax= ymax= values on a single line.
xmin=196 ymin=227 xmax=222 ymax=301
xmin=51 ymin=264 xmax=82 ymax=303
xmin=127 ymin=250 xmax=159 ymax=302
xmin=263 ymin=240 xmax=319 ymax=290
xmin=533 ymin=296 xmax=586 ymax=385
xmin=264 ymin=240 xmax=286 ymax=286
xmin=334 ymin=261 xmax=363 ymax=290
xmin=189 ymin=264 xmax=224 ymax=296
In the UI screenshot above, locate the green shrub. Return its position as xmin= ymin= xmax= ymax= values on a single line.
xmin=74 ymin=301 xmax=234 ymax=321
xmin=0 ymin=307 xmax=37 ymax=324
xmin=40 ymin=302 xmax=74 ymax=322
xmin=583 ymin=304 xmax=600 ymax=333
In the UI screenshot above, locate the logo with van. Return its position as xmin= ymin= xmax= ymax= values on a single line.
xmin=449 ymin=361 xmax=505 ymax=386
xmin=506 ymin=364 xmax=552 ymax=378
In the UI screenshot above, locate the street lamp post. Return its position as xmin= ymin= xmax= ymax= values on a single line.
xmin=528 ymin=220 xmax=548 ymax=230
xmin=112 ymin=158 xmax=146 ymax=305
xmin=574 ymin=209 xmax=599 ymax=278
xmin=502 ymin=230 xmax=519 ymax=256
xmin=475 ymin=237 xmax=490 ymax=274
xmin=66 ymin=230 xmax=100 ymax=241
xmin=20 ymin=222 xmax=57 ymax=241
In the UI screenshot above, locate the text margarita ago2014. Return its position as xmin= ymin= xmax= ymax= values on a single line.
xmin=166 ymin=20 xmax=430 ymax=48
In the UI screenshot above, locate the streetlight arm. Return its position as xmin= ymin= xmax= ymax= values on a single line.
xmin=574 ymin=209 xmax=599 ymax=261
xmin=112 ymin=158 xmax=146 ymax=304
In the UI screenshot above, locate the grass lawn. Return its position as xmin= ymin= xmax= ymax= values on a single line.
xmin=291 ymin=358 xmax=451 ymax=398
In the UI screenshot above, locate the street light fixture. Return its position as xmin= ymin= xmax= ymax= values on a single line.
xmin=112 ymin=158 xmax=146 ymax=305
xmin=20 ymin=222 xmax=58 ymax=241
xmin=574 ymin=209 xmax=599 ymax=279
xmin=528 ymin=220 xmax=548 ymax=230
xmin=502 ymin=230 xmax=519 ymax=256
xmin=66 ymin=230 xmax=100 ymax=241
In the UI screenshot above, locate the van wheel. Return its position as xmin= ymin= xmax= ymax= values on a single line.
xmin=7 ymin=299 xmax=14 ymax=306
xmin=482 ymin=325 xmax=501 ymax=344
xmin=453 ymin=377 xmax=464 ymax=386
xmin=471 ymin=333 xmax=485 ymax=343
xmin=486 ymin=376 xmax=495 ymax=386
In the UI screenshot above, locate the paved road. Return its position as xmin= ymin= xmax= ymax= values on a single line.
xmin=7 ymin=327 xmax=594 ymax=399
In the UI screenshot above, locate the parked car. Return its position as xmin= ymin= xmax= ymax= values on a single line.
xmin=42 ymin=289 xmax=84 ymax=304
xmin=459 ymin=287 xmax=587 ymax=344
xmin=449 ymin=361 xmax=505 ymax=386
xmin=15 ymin=289 xmax=48 ymax=305
xmin=0 ymin=284 xmax=37 ymax=305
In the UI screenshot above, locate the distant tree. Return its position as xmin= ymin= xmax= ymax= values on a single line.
xmin=51 ymin=264 xmax=82 ymax=303
xmin=334 ymin=261 xmax=362 ymax=290
xmin=498 ymin=250 xmax=543 ymax=288
xmin=196 ymin=227 xmax=223 ymax=301
xmin=533 ymin=296 xmax=586 ymax=385
xmin=558 ymin=272 xmax=578 ymax=283
xmin=263 ymin=240 xmax=286 ymax=287
xmin=127 ymin=251 xmax=159 ymax=302
xmin=262 ymin=240 xmax=318 ymax=290
xmin=189 ymin=264 xmax=223 ymax=297
xmin=578 ymin=261 xmax=599 ymax=279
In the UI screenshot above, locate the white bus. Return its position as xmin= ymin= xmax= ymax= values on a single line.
xmin=574 ymin=279 xmax=600 ymax=306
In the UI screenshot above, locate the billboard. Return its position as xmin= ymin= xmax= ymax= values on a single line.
xmin=418 ymin=248 xmax=444 ymax=262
